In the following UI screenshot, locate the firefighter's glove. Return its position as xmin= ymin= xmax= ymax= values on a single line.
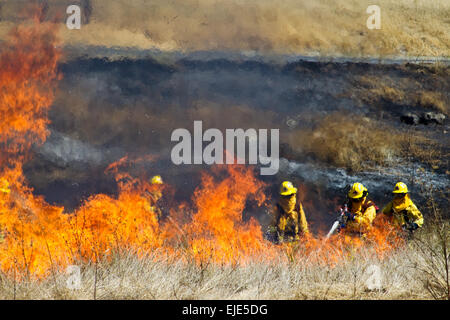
xmin=404 ymin=222 xmax=418 ymax=231
xmin=345 ymin=211 xmax=356 ymax=221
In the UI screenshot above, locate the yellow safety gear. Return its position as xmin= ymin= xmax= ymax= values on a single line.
xmin=348 ymin=182 xmax=367 ymax=199
xmin=392 ymin=193 xmax=411 ymax=212
xmin=382 ymin=194 xmax=423 ymax=228
xmin=151 ymin=175 xmax=163 ymax=185
xmin=0 ymin=178 xmax=11 ymax=194
xmin=279 ymin=193 xmax=297 ymax=214
xmin=145 ymin=188 xmax=163 ymax=221
xmin=271 ymin=193 xmax=309 ymax=242
xmin=346 ymin=197 xmax=377 ymax=233
xmin=280 ymin=181 xmax=297 ymax=196
xmin=392 ymin=182 xmax=408 ymax=194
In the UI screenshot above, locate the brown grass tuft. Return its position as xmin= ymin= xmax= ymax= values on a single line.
xmin=289 ymin=112 xmax=437 ymax=171
xmin=414 ymin=91 xmax=448 ymax=115
xmin=349 ymin=74 xmax=449 ymax=116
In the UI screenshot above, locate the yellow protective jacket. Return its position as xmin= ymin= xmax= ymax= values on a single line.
xmin=382 ymin=195 xmax=423 ymax=228
xmin=345 ymin=197 xmax=377 ymax=233
xmin=271 ymin=195 xmax=309 ymax=242
xmin=144 ymin=189 xmax=163 ymax=221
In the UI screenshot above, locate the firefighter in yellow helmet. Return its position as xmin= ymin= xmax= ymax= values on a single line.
xmin=151 ymin=175 xmax=163 ymax=185
xmin=382 ymin=182 xmax=423 ymax=232
xmin=342 ymin=182 xmax=377 ymax=234
xmin=0 ymin=178 xmax=11 ymax=194
xmin=145 ymin=175 xmax=164 ymax=221
xmin=268 ymin=181 xmax=309 ymax=243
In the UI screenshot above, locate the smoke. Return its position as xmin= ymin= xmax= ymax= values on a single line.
xmin=36 ymin=130 xmax=120 ymax=166
xmin=51 ymin=58 xmax=298 ymax=153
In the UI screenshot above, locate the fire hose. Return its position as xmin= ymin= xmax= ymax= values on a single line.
xmin=325 ymin=204 xmax=355 ymax=240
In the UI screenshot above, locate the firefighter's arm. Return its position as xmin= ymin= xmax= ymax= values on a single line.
xmin=407 ymin=203 xmax=424 ymax=227
xmin=355 ymin=205 xmax=377 ymax=228
xmin=382 ymin=201 xmax=393 ymax=216
xmin=298 ymin=202 xmax=309 ymax=234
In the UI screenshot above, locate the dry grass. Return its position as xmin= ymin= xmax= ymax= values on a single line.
xmin=288 ymin=112 xmax=437 ymax=171
xmin=351 ymin=74 xmax=449 ymax=115
xmin=413 ymin=223 xmax=450 ymax=300
xmin=0 ymin=223 xmax=447 ymax=300
xmin=415 ymin=91 xmax=448 ymax=115
xmin=411 ymin=188 xmax=450 ymax=299
xmin=0 ymin=0 xmax=449 ymax=58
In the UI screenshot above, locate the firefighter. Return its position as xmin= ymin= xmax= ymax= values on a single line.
xmin=268 ymin=181 xmax=309 ymax=243
xmin=145 ymin=175 xmax=164 ymax=221
xmin=150 ymin=175 xmax=163 ymax=187
xmin=343 ymin=182 xmax=377 ymax=234
xmin=382 ymin=182 xmax=423 ymax=232
xmin=0 ymin=178 xmax=10 ymax=206
xmin=0 ymin=178 xmax=10 ymax=242
xmin=0 ymin=178 xmax=10 ymax=194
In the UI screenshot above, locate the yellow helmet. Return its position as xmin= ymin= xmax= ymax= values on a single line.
xmin=151 ymin=175 xmax=163 ymax=185
xmin=280 ymin=181 xmax=297 ymax=196
xmin=348 ymin=182 xmax=367 ymax=199
xmin=392 ymin=182 xmax=408 ymax=194
xmin=0 ymin=178 xmax=11 ymax=194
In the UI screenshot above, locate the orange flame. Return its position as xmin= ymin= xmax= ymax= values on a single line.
xmin=185 ymin=165 xmax=275 ymax=264
xmin=0 ymin=17 xmax=61 ymax=164
xmin=0 ymin=15 xmax=64 ymax=278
